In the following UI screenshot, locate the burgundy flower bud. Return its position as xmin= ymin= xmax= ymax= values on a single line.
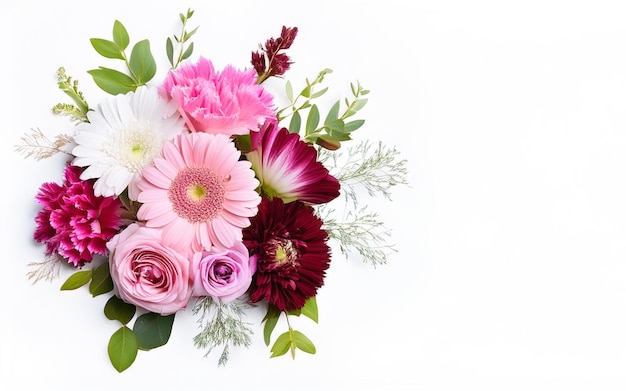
xmin=279 ymin=26 xmax=298 ymax=49
xmin=251 ymin=51 xmax=266 ymax=75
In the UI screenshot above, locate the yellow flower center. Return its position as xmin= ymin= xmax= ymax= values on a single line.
xmin=187 ymin=184 xmax=207 ymax=201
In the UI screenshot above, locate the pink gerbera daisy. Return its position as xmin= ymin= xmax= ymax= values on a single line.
xmin=34 ymin=164 xmax=123 ymax=267
xmin=135 ymin=132 xmax=261 ymax=255
xmin=246 ymin=120 xmax=340 ymax=204
xmin=161 ymin=56 xmax=275 ymax=136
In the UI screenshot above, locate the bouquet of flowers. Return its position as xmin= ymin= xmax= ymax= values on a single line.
xmin=16 ymin=9 xmax=407 ymax=372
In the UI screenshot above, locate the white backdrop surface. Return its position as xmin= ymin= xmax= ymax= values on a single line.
xmin=2 ymin=0 xmax=626 ymax=390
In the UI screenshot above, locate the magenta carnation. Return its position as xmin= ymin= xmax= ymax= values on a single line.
xmin=246 ymin=120 xmax=340 ymax=204
xmin=161 ymin=57 xmax=275 ymax=136
xmin=34 ymin=164 xmax=123 ymax=267
xmin=243 ymin=197 xmax=331 ymax=311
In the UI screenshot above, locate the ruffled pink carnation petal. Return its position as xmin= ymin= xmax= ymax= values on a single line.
xmin=161 ymin=57 xmax=275 ymax=136
xmin=136 ymin=132 xmax=261 ymax=256
xmin=246 ymin=120 xmax=340 ymax=204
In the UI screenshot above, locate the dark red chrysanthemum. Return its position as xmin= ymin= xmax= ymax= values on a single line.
xmin=243 ymin=197 xmax=331 ymax=311
xmin=34 ymin=164 xmax=123 ymax=267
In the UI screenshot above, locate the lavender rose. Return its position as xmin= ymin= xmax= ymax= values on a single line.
xmin=107 ymin=224 xmax=193 ymax=315
xmin=191 ymin=241 xmax=256 ymax=302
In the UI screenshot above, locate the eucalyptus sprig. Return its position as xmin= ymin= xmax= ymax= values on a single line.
xmin=277 ymin=68 xmax=332 ymax=123
xmin=263 ymin=297 xmax=318 ymax=359
xmin=88 ymin=20 xmax=157 ymax=95
xmin=166 ymin=8 xmax=198 ymax=69
xmin=278 ymin=70 xmax=369 ymax=150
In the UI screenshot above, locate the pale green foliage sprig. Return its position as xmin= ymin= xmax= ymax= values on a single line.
xmin=166 ymin=8 xmax=198 ymax=69
xmin=192 ymin=297 xmax=254 ymax=366
xmin=277 ymin=69 xmax=369 ymax=150
xmin=53 ymin=67 xmax=89 ymax=122
xmin=320 ymin=140 xmax=409 ymax=207
xmin=318 ymin=205 xmax=396 ymax=267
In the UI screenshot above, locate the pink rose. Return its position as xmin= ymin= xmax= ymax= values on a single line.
xmin=107 ymin=224 xmax=193 ymax=315
xmin=191 ymin=241 xmax=256 ymax=302
xmin=160 ymin=56 xmax=275 ymax=136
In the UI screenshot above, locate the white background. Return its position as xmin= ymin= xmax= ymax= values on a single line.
xmin=2 ymin=0 xmax=626 ymax=389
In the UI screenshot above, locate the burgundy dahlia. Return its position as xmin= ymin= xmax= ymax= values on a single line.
xmin=243 ymin=197 xmax=331 ymax=311
xmin=34 ymin=164 xmax=123 ymax=267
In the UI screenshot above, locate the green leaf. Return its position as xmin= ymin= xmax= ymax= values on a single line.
xmin=112 ymin=20 xmax=130 ymax=50
xmin=108 ymin=326 xmax=138 ymax=373
xmin=183 ymin=26 xmax=199 ymax=42
xmin=60 ymin=270 xmax=92 ymax=290
xmin=270 ymin=331 xmax=292 ymax=358
xmin=166 ymin=37 xmax=174 ymax=66
xmin=351 ymin=98 xmax=368 ymax=113
xmin=301 ymin=85 xmax=311 ymax=98
xmin=305 ymin=104 xmax=320 ymax=135
xmin=128 ymin=39 xmax=157 ymax=85
xmin=324 ymin=101 xmax=340 ymax=125
xmin=310 ymin=86 xmax=329 ymax=99
xmin=325 ymin=119 xmax=345 ymax=134
xmin=90 ymin=38 xmax=124 ymax=60
xmin=285 ymin=80 xmax=293 ymax=102
xmin=344 ymin=119 xmax=365 ymax=133
xmin=288 ymin=111 xmax=301 ymax=134
xmin=88 ymin=67 xmax=136 ymax=95
xmin=300 ymin=296 xmax=318 ymax=323
xmin=292 ymin=330 xmax=316 ymax=354
xmin=104 ymin=296 xmax=136 ymax=324
xmin=89 ymin=261 xmax=114 ymax=297
xmin=133 ymin=312 xmax=175 ymax=350
xmin=263 ymin=316 xmax=279 ymax=346
xmin=263 ymin=305 xmax=282 ymax=346
xmin=328 ymin=130 xmax=352 ymax=142
xmin=234 ymin=134 xmax=252 ymax=154
xmin=181 ymin=42 xmax=194 ymax=60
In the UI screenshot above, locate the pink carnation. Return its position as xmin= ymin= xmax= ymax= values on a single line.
xmin=33 ymin=164 xmax=122 ymax=267
xmin=161 ymin=57 xmax=275 ymax=136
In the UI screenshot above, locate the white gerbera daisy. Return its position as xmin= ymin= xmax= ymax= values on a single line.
xmin=72 ymin=86 xmax=186 ymax=198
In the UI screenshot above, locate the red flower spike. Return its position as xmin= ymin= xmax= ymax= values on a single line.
xmin=252 ymin=26 xmax=299 ymax=83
